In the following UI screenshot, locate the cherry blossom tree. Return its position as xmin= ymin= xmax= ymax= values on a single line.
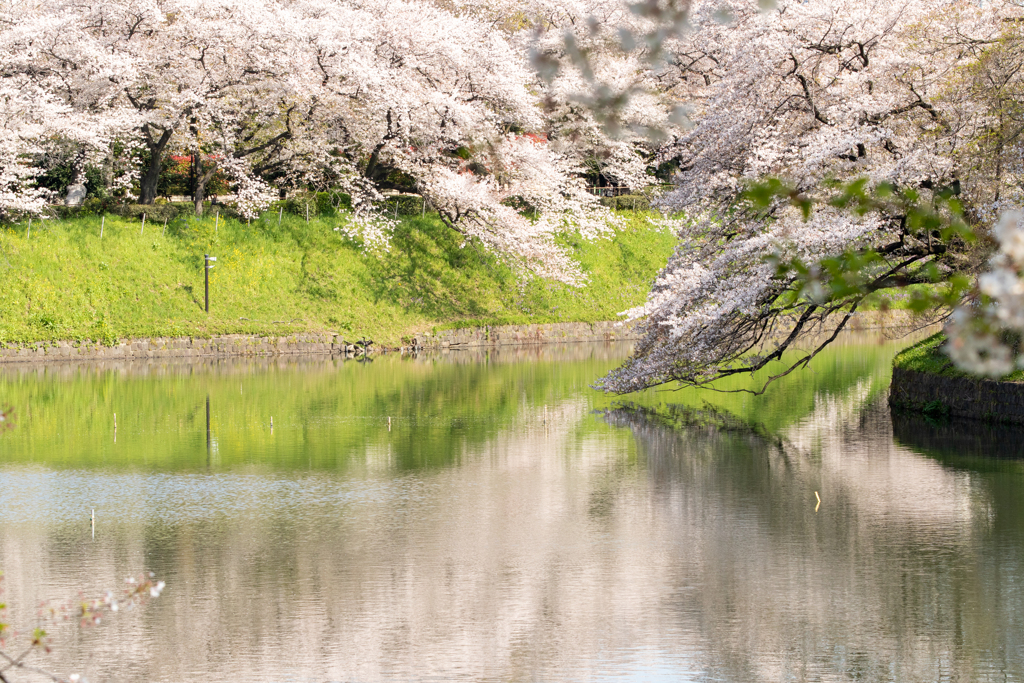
xmin=0 ymin=0 xmax=141 ymax=216
xmin=115 ymin=0 xmax=321 ymax=215
xmin=2 ymin=0 xmax=323 ymax=216
xmin=3 ymin=0 xmax=672 ymax=279
xmin=937 ymin=15 xmax=1024 ymax=376
xmin=597 ymin=0 xmax=1013 ymax=393
xmin=297 ymin=0 xmax=646 ymax=282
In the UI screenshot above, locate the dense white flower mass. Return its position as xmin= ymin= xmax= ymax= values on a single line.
xmin=0 ymin=0 xmax=675 ymax=280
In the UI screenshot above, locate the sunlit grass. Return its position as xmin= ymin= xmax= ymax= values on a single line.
xmin=0 ymin=210 xmax=677 ymax=346
xmin=893 ymin=331 xmax=1024 ymax=381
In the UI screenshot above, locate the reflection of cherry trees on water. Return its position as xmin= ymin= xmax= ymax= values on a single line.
xmin=605 ymin=391 xmax=1022 ymax=682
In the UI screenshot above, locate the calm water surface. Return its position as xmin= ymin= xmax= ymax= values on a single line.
xmin=0 ymin=339 xmax=1021 ymax=682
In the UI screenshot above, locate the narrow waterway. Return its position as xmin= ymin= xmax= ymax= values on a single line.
xmin=0 ymin=338 xmax=1020 ymax=682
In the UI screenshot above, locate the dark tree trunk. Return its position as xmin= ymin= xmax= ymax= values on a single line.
xmin=193 ymin=176 xmax=205 ymax=216
xmin=363 ymin=109 xmax=396 ymax=182
xmin=139 ymin=125 xmax=173 ymax=205
xmin=193 ymin=157 xmax=218 ymax=217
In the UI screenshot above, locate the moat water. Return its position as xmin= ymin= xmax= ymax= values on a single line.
xmin=0 ymin=337 xmax=1021 ymax=682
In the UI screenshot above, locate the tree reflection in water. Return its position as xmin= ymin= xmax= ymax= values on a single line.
xmin=603 ymin=392 xmax=1023 ymax=682
xmin=0 ymin=341 xmax=1020 ymax=682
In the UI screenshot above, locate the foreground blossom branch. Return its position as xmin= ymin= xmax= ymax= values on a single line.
xmin=0 ymin=572 xmax=164 ymax=683
xmin=597 ymin=0 xmax=1024 ymax=392
xmin=598 ymin=179 xmax=976 ymax=394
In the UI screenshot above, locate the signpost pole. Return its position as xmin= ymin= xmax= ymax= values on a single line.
xmin=205 ymin=254 xmax=210 ymax=312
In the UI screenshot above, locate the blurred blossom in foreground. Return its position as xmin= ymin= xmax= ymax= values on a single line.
xmin=0 ymin=572 xmax=163 ymax=683
xmin=947 ymin=210 xmax=1024 ymax=377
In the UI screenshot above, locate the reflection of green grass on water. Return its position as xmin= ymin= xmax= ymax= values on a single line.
xmin=0 ymin=351 xmax=637 ymax=472
xmin=602 ymin=335 xmax=909 ymax=436
xmin=1 ymin=333 xmax=918 ymax=473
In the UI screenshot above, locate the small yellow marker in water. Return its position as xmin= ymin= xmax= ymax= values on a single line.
xmin=814 ymin=490 xmax=821 ymax=513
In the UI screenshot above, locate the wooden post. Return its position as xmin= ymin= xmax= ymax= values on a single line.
xmin=206 ymin=395 xmax=212 ymax=455
xmin=163 ymin=217 xmax=167 ymax=235
xmin=278 ymin=206 xmax=283 ymax=227
xmin=141 ymin=213 xmax=146 ymax=236
xmin=305 ymin=203 xmax=309 ymax=224
xmin=27 ymin=218 xmax=31 ymax=239
xmin=215 ymin=210 xmax=219 ymax=235
xmin=100 ymin=215 xmax=105 ymax=239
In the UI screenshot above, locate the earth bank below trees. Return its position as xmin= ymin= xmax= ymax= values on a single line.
xmin=0 ymin=208 xmax=676 ymax=348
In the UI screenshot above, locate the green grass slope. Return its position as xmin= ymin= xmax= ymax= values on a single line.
xmin=893 ymin=331 xmax=1024 ymax=381
xmin=892 ymin=333 xmax=960 ymax=376
xmin=0 ymin=210 xmax=677 ymax=346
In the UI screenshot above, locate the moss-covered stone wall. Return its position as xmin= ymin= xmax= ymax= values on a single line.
xmin=889 ymin=367 xmax=1024 ymax=425
xmin=0 ymin=321 xmax=639 ymax=364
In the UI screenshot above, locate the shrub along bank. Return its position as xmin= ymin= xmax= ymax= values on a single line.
xmin=0 ymin=207 xmax=677 ymax=347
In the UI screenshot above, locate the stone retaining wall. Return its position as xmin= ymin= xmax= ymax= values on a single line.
xmin=0 ymin=334 xmax=344 ymax=363
xmin=0 ymin=321 xmax=638 ymax=364
xmin=410 ymin=321 xmax=637 ymax=349
xmin=889 ymin=367 xmax=1024 ymax=425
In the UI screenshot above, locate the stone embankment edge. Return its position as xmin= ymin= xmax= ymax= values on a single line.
xmin=0 ymin=321 xmax=639 ymax=364
xmin=889 ymin=367 xmax=1024 ymax=425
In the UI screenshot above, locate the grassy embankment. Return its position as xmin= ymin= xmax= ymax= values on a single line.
xmin=0 ymin=208 xmax=677 ymax=347
xmin=893 ymin=333 xmax=958 ymax=376
xmin=893 ymin=331 xmax=1024 ymax=381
